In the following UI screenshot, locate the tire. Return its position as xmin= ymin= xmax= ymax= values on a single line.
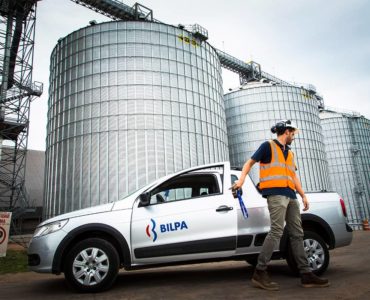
xmin=64 ymin=238 xmax=120 ymax=293
xmin=286 ymin=231 xmax=329 ymax=276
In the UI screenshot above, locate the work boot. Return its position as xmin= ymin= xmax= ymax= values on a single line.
xmin=301 ymin=272 xmax=330 ymax=288
xmin=251 ymin=269 xmax=280 ymax=291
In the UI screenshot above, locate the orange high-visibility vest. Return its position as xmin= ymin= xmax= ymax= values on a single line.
xmin=259 ymin=140 xmax=296 ymax=190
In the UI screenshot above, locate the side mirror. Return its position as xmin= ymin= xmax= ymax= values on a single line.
xmin=139 ymin=192 xmax=151 ymax=207
xmin=232 ymin=188 xmax=243 ymax=199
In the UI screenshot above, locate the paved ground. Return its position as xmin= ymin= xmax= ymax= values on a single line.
xmin=1 ymin=231 xmax=369 ymax=299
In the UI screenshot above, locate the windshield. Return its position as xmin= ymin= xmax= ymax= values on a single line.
xmin=117 ymin=180 xmax=158 ymax=202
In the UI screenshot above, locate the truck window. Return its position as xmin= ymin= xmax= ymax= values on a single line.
xmin=149 ymin=173 xmax=220 ymax=204
xmin=231 ymin=174 xmax=238 ymax=184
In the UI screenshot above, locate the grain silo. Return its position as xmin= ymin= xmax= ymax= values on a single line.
xmin=224 ymin=82 xmax=330 ymax=192
xmin=44 ymin=21 xmax=228 ymax=218
xmin=320 ymin=109 xmax=370 ymax=227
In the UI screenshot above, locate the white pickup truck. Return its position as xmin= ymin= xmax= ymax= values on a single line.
xmin=28 ymin=162 xmax=353 ymax=292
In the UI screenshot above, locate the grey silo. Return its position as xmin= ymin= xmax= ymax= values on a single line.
xmin=44 ymin=21 xmax=229 ymax=219
xmin=320 ymin=109 xmax=370 ymax=227
xmin=224 ymin=82 xmax=330 ymax=193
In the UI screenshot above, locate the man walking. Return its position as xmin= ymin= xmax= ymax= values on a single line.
xmin=232 ymin=120 xmax=329 ymax=291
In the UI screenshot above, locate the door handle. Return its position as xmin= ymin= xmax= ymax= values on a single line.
xmin=216 ymin=205 xmax=234 ymax=212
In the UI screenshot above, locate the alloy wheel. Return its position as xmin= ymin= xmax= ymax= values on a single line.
xmin=304 ymin=238 xmax=325 ymax=271
xmin=72 ymin=247 xmax=110 ymax=286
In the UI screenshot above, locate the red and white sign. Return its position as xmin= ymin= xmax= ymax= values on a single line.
xmin=0 ymin=212 xmax=12 ymax=257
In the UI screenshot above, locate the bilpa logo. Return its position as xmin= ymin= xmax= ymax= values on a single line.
xmin=146 ymin=218 xmax=157 ymax=242
xmin=146 ymin=219 xmax=189 ymax=242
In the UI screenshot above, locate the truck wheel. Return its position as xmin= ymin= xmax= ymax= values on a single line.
xmin=64 ymin=238 xmax=119 ymax=292
xmin=286 ymin=231 xmax=329 ymax=276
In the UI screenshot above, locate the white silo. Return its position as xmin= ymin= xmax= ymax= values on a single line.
xmin=320 ymin=108 xmax=370 ymax=228
xmin=224 ymin=82 xmax=330 ymax=193
xmin=44 ymin=21 xmax=228 ymax=218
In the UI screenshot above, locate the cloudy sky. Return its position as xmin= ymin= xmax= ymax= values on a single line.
xmin=29 ymin=0 xmax=370 ymax=150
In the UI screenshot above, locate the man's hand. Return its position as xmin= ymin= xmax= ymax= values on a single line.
xmin=230 ymin=179 xmax=243 ymax=191
xmin=230 ymin=159 xmax=255 ymax=191
xmin=302 ymin=195 xmax=309 ymax=211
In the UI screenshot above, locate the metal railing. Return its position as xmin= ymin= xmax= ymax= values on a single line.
xmin=70 ymin=0 xmax=152 ymax=21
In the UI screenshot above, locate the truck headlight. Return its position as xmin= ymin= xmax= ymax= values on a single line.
xmin=33 ymin=219 xmax=69 ymax=238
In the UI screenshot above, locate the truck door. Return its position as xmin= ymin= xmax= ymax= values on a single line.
xmin=131 ymin=162 xmax=237 ymax=265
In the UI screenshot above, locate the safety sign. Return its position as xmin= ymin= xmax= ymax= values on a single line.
xmin=0 ymin=212 xmax=12 ymax=257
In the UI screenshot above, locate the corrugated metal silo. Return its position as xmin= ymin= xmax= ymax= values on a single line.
xmin=320 ymin=109 xmax=370 ymax=227
xmin=224 ymin=82 xmax=330 ymax=192
xmin=44 ymin=21 xmax=228 ymax=218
